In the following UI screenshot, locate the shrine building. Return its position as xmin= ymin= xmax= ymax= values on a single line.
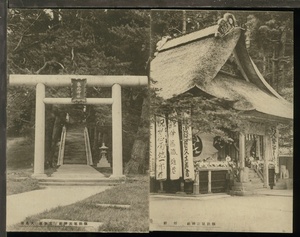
xmin=149 ymin=13 xmax=293 ymax=195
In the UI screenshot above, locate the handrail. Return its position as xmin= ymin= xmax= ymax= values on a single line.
xmin=84 ymin=127 xmax=93 ymax=165
xmin=254 ymin=165 xmax=264 ymax=182
xmin=57 ymin=125 xmax=67 ymax=166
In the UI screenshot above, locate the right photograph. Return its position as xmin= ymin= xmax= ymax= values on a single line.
xmin=149 ymin=10 xmax=293 ymax=232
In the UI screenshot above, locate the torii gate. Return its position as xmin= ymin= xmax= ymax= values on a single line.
xmin=9 ymin=75 xmax=148 ymax=179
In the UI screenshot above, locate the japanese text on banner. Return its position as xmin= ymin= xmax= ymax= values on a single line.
xmin=181 ymin=112 xmax=195 ymax=181
xmin=167 ymin=112 xmax=182 ymax=180
xmin=149 ymin=117 xmax=156 ymax=178
xmin=155 ymin=115 xmax=167 ymax=181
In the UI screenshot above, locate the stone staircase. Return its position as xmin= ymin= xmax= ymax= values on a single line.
xmin=39 ymin=165 xmax=121 ymax=187
xmin=63 ymin=124 xmax=87 ymax=165
xmin=38 ymin=123 xmax=121 ymax=187
xmin=248 ymin=168 xmax=264 ymax=189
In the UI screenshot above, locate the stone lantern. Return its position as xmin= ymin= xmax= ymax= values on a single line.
xmin=97 ymin=143 xmax=110 ymax=168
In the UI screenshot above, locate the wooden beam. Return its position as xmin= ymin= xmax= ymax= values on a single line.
xmin=9 ymin=74 xmax=148 ymax=87
xmin=43 ymin=98 xmax=113 ymax=105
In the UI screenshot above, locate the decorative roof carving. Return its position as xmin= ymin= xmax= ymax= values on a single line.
xmin=215 ymin=13 xmax=238 ymax=38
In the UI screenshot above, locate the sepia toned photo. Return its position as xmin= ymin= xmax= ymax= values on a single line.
xmin=149 ymin=10 xmax=293 ymax=232
xmin=5 ymin=8 xmax=295 ymax=234
xmin=6 ymin=9 xmax=150 ymax=232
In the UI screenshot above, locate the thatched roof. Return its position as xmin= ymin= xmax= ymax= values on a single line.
xmin=150 ymin=18 xmax=293 ymax=120
xmin=202 ymin=72 xmax=293 ymax=119
xmin=151 ymin=27 xmax=241 ymax=99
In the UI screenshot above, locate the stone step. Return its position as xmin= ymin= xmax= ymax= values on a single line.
xmin=63 ymin=124 xmax=87 ymax=164
xmin=38 ymin=164 xmax=120 ymax=187
xmin=251 ymin=183 xmax=264 ymax=189
xmin=39 ymin=180 xmax=120 ymax=187
xmin=273 ymin=183 xmax=286 ymax=190
xmin=250 ymin=180 xmax=263 ymax=185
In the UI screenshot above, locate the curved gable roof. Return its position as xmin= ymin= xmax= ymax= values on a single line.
xmin=151 ymin=27 xmax=241 ymax=99
xmin=150 ymin=21 xmax=293 ymax=120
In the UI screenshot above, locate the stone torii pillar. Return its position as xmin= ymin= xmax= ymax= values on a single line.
xmin=33 ymin=83 xmax=47 ymax=178
xmin=111 ymin=83 xmax=123 ymax=179
xmin=9 ymin=75 xmax=148 ymax=179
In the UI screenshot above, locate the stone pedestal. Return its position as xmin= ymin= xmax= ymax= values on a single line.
xmin=31 ymin=173 xmax=48 ymax=179
xmin=176 ymin=180 xmax=186 ymax=194
xmin=240 ymin=167 xmax=249 ymax=182
xmin=273 ymin=178 xmax=287 ymax=190
xmin=157 ymin=181 xmax=166 ymax=193
xmin=274 ymin=178 xmax=293 ymax=190
xmin=230 ymin=181 xmax=256 ymax=196
xmin=193 ymin=171 xmax=200 ymax=195
xmin=109 ymin=174 xmax=126 ymax=180
xmin=97 ymin=157 xmax=110 ymax=168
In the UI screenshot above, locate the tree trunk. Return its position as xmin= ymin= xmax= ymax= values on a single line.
xmin=125 ymin=139 xmax=148 ymax=174
xmin=182 ymin=10 xmax=187 ymax=34
xmin=125 ymin=94 xmax=149 ymax=174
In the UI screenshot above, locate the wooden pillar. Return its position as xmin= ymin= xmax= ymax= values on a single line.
xmin=32 ymin=83 xmax=47 ymax=178
xmin=110 ymin=83 xmax=125 ymax=179
xmin=177 ymin=179 xmax=185 ymax=194
xmin=274 ymin=126 xmax=279 ymax=174
xmin=208 ymin=170 xmax=212 ymax=193
xmin=158 ymin=181 xmax=165 ymax=193
xmin=263 ymin=135 xmax=270 ymax=188
xmin=256 ymin=136 xmax=261 ymax=159
xmin=239 ymin=133 xmax=246 ymax=169
xmin=193 ymin=171 xmax=200 ymax=195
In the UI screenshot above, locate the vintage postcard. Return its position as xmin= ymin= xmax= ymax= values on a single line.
xmin=5 ymin=7 xmax=294 ymax=234
xmin=6 ymin=9 xmax=150 ymax=232
xmin=149 ymin=10 xmax=293 ymax=233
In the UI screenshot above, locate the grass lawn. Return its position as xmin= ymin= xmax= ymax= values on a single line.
xmin=6 ymin=137 xmax=40 ymax=195
xmin=7 ymin=170 xmax=40 ymax=196
xmin=11 ymin=175 xmax=149 ymax=232
xmin=7 ymin=137 xmax=34 ymax=170
xmin=6 ymin=137 xmax=57 ymax=195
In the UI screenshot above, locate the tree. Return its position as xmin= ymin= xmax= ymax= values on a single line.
xmin=7 ymin=9 xmax=150 ymax=171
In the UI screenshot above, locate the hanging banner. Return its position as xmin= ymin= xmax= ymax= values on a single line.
xmin=193 ymin=133 xmax=219 ymax=162
xmin=167 ymin=111 xmax=182 ymax=180
xmin=271 ymin=126 xmax=279 ymax=173
xmin=155 ymin=115 xmax=167 ymax=181
xmin=149 ymin=116 xmax=156 ymax=178
xmin=181 ymin=112 xmax=195 ymax=181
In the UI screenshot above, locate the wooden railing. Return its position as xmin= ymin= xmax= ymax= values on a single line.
xmin=57 ymin=125 xmax=66 ymax=166
xmin=254 ymin=164 xmax=264 ymax=182
xmin=84 ymin=127 xmax=93 ymax=165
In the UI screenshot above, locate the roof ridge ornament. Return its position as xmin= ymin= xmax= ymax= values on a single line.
xmin=215 ymin=13 xmax=238 ymax=38
xmin=154 ymin=35 xmax=172 ymax=56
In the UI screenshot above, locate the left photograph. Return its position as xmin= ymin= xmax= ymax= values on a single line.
xmin=6 ymin=9 xmax=150 ymax=232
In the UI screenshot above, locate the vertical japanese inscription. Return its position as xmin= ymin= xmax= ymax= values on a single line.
xmin=167 ymin=112 xmax=182 ymax=180
xmin=71 ymin=79 xmax=87 ymax=103
xmin=155 ymin=115 xmax=167 ymax=181
xmin=181 ymin=112 xmax=195 ymax=181
xmin=149 ymin=116 xmax=156 ymax=178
